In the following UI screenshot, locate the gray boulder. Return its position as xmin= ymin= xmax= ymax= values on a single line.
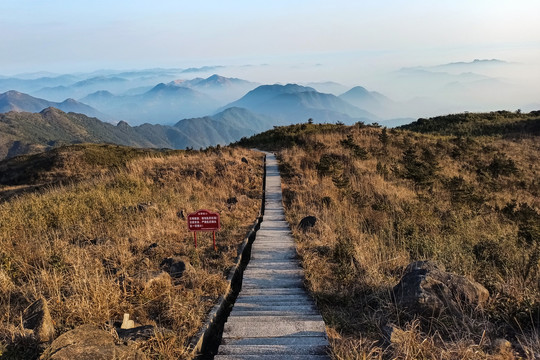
xmin=23 ymin=297 xmax=55 ymax=343
xmin=393 ymin=261 xmax=489 ymax=317
xmin=40 ymin=324 xmax=145 ymax=360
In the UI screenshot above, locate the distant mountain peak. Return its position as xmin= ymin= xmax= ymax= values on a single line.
xmin=448 ymin=59 xmax=508 ymax=66
xmin=39 ymin=106 xmax=65 ymax=116
xmin=147 ymin=83 xmax=194 ymax=94
xmin=207 ymin=74 xmax=226 ymax=81
xmin=61 ymin=98 xmax=78 ymax=104
xmin=168 ymin=79 xmax=188 ymax=86
xmin=342 ymin=86 xmax=370 ymax=96
xmin=116 ymin=120 xmax=130 ymax=128
xmin=5 ymin=90 xmax=24 ymax=96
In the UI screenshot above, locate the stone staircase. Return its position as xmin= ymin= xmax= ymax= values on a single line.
xmin=214 ymin=153 xmax=330 ymax=359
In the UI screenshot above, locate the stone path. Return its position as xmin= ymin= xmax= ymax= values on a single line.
xmin=214 ymin=152 xmax=330 ymax=359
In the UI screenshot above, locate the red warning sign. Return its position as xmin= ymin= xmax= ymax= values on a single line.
xmin=187 ymin=209 xmax=220 ymax=231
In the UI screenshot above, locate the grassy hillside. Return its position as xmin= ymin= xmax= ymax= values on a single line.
xmin=0 ymin=108 xmax=156 ymax=159
xmin=239 ymin=114 xmax=539 ymax=359
xmin=0 ymin=144 xmax=264 ymax=359
xmin=0 ymin=143 xmax=182 ymax=201
xmin=401 ymin=110 xmax=540 ymax=137
xmin=0 ymin=107 xmax=275 ymax=161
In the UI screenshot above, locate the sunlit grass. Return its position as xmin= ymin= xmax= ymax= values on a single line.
xmin=0 ymin=145 xmax=263 ymax=359
xmin=270 ymin=121 xmax=539 ymax=359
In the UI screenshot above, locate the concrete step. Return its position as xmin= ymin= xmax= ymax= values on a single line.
xmin=242 ymin=280 xmax=304 ymax=288
xmin=227 ymin=311 xmax=321 ymax=317
xmin=214 ymin=356 xmax=329 ymax=360
xmin=225 ymin=315 xmax=324 ymax=323
xmin=235 ymin=294 xmax=311 ymax=302
xmin=232 ymin=303 xmax=314 ymax=310
xmin=217 ymin=344 xmax=328 ymax=355
xmin=242 ymin=270 xmax=303 ymax=276
xmin=230 ymin=304 xmax=317 ymax=312
xmin=222 ymin=320 xmax=327 ymax=338
xmin=244 ymin=263 xmax=300 ymax=267
xmin=239 ymin=288 xmax=307 ymax=296
xmin=234 ymin=299 xmax=311 ymax=305
xmin=221 ymin=336 xmax=329 ymax=346
xmin=249 ymin=252 xmax=297 ymax=257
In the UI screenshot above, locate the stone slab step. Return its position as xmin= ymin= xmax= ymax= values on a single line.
xmin=250 ymin=245 xmax=295 ymax=249
xmin=242 ymin=280 xmax=304 ymax=289
xmin=245 ymin=267 xmax=301 ymax=272
xmin=217 ymin=344 xmax=328 ymax=355
xmin=247 ymin=260 xmax=301 ymax=265
xmin=244 ymin=264 xmax=301 ymax=268
xmin=250 ymin=243 xmax=296 ymax=248
xmin=234 ymin=296 xmax=312 ymax=303
xmin=221 ymin=336 xmax=329 ymax=346
xmin=231 ymin=304 xmax=316 ymax=311
xmin=225 ymin=315 xmax=324 ymax=323
xmin=242 ymin=271 xmax=302 ymax=277
xmin=241 ymin=276 xmax=304 ymax=282
xmin=235 ymin=294 xmax=311 ymax=302
xmin=243 ymin=268 xmax=303 ymax=274
xmin=227 ymin=311 xmax=321 ymax=317
xmin=223 ymin=321 xmax=326 ymax=338
xmin=214 ymin=356 xmax=329 ymax=360
xmin=230 ymin=304 xmax=317 ymax=312
xmin=249 ymin=254 xmax=298 ymax=261
xmin=239 ymin=288 xmax=307 ymax=296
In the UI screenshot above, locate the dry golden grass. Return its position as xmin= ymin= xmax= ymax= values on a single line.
xmin=0 ymin=146 xmax=263 ymax=359
xmin=274 ymin=124 xmax=539 ymax=359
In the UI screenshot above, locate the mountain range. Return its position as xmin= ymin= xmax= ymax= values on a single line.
xmin=0 ymin=79 xmax=409 ymax=160
xmin=170 ymin=74 xmax=259 ymax=103
xmin=338 ymin=86 xmax=400 ymax=119
xmin=3 ymin=60 xmax=529 ymax=160
xmin=226 ymin=84 xmax=376 ymax=124
xmin=0 ymin=106 xmax=274 ymax=160
xmin=81 ymin=83 xmax=221 ymax=125
xmin=0 ymin=90 xmax=110 ymax=120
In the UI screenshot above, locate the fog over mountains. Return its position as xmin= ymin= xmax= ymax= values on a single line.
xmin=0 ymin=59 xmax=537 ymax=159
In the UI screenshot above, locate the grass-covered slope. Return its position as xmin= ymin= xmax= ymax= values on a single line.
xmin=0 ymin=143 xmax=181 ymax=200
xmin=0 ymin=144 xmax=264 ymax=359
xmin=400 ymin=110 xmax=540 ymax=137
xmin=240 ymin=115 xmax=539 ymax=359
xmin=0 ymin=106 xmax=278 ymax=161
xmin=0 ymin=108 xmax=157 ymax=159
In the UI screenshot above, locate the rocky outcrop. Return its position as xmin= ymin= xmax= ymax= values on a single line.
xmin=393 ymin=261 xmax=489 ymax=317
xmin=23 ymin=297 xmax=55 ymax=343
xmin=40 ymin=324 xmax=145 ymax=360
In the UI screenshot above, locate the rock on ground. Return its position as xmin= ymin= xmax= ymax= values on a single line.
xmin=23 ymin=297 xmax=55 ymax=343
xmin=40 ymin=324 xmax=145 ymax=360
xmin=393 ymin=261 xmax=489 ymax=317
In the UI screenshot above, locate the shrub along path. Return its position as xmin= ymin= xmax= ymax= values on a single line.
xmin=214 ymin=152 xmax=330 ymax=359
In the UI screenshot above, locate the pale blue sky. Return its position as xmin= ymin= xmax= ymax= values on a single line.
xmin=1 ymin=0 xmax=539 ymax=83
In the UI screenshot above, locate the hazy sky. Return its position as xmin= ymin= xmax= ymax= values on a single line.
xmin=1 ymin=0 xmax=540 ymax=84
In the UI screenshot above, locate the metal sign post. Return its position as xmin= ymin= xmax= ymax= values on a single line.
xmin=187 ymin=209 xmax=221 ymax=251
